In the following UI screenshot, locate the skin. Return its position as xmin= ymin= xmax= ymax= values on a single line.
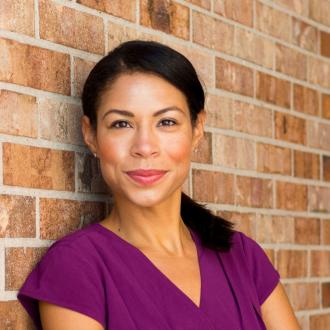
xmin=39 ymin=72 xmax=301 ymax=330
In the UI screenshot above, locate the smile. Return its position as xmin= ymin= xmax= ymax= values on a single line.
xmin=125 ymin=170 xmax=168 ymax=186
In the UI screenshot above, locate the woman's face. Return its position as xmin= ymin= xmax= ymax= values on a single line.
xmin=82 ymin=72 xmax=205 ymax=207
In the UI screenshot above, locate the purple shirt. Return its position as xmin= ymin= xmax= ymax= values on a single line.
xmin=17 ymin=223 xmax=280 ymax=329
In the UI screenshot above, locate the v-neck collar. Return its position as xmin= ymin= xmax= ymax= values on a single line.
xmin=93 ymin=222 xmax=205 ymax=310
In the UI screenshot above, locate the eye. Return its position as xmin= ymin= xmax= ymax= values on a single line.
xmin=110 ymin=120 xmax=132 ymax=129
xmin=158 ymin=119 xmax=177 ymax=127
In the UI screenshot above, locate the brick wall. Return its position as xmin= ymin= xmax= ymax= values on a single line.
xmin=0 ymin=0 xmax=329 ymax=329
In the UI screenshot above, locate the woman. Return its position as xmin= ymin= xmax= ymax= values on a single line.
xmin=17 ymin=40 xmax=300 ymax=329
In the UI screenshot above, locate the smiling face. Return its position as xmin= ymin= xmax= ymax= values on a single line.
xmin=82 ymin=72 xmax=205 ymax=207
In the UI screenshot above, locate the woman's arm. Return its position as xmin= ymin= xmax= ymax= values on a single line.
xmin=261 ymin=282 xmax=301 ymax=330
xmin=39 ymin=301 xmax=105 ymax=330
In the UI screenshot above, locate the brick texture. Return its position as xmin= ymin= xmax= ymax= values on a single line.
xmin=256 ymin=143 xmax=291 ymax=175
xmin=77 ymin=0 xmax=136 ymax=22
xmin=3 ymin=143 xmax=75 ymax=191
xmin=294 ymin=150 xmax=320 ymax=180
xmin=293 ymin=84 xmax=319 ymax=116
xmin=140 ymin=0 xmax=189 ymax=40
xmin=256 ymin=72 xmax=291 ymax=108
xmin=276 ymin=181 xmax=307 ymax=211
xmin=236 ymin=176 xmax=273 ymax=208
xmin=0 ymin=90 xmax=38 ymax=138
xmin=214 ymin=0 xmax=253 ymax=26
xmin=192 ymin=169 xmax=234 ymax=204
xmin=40 ymin=198 xmax=106 ymax=240
xmin=0 ymin=38 xmax=70 ymax=94
xmin=216 ymin=57 xmax=253 ymax=96
xmin=192 ymin=11 xmax=234 ymax=55
xmin=39 ymin=0 xmax=105 ymax=54
xmin=275 ymin=112 xmax=306 ymax=145
xmin=0 ymin=0 xmax=34 ymax=36
xmin=0 ymin=195 xmax=35 ymax=238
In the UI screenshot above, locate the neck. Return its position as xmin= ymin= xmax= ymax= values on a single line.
xmin=103 ymin=190 xmax=192 ymax=256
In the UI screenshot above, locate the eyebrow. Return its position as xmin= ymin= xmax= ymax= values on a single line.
xmin=102 ymin=106 xmax=185 ymax=120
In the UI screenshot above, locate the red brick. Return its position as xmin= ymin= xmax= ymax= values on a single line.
xmin=277 ymin=249 xmax=308 ymax=278
xmin=186 ymin=0 xmax=211 ymax=10
xmin=275 ymin=112 xmax=306 ymax=145
xmin=293 ymin=84 xmax=319 ymax=116
xmin=310 ymin=313 xmax=330 ymax=330
xmin=170 ymin=43 xmax=214 ymax=89
xmin=3 ymin=143 xmax=75 ymax=191
xmin=256 ymin=72 xmax=291 ymax=108
xmin=324 ymin=156 xmax=330 ymax=181
xmin=276 ymin=181 xmax=307 ymax=211
xmin=292 ymin=18 xmax=318 ymax=53
xmin=275 ymin=0 xmax=308 ymax=15
xmin=39 ymin=0 xmax=104 ymax=54
xmin=73 ymin=57 xmax=96 ymax=97
xmin=215 ymin=58 xmax=253 ymax=96
xmin=0 ymin=301 xmax=35 ymax=330
xmin=322 ymin=94 xmax=330 ymax=119
xmin=0 ymin=0 xmax=34 ymax=36
xmin=40 ymin=198 xmax=106 ymax=240
xmin=256 ymin=143 xmax=291 ymax=175
xmin=311 ymin=251 xmax=330 ymax=276
xmin=217 ymin=211 xmax=256 ymax=239
xmin=307 ymin=121 xmax=330 ymax=151
xmin=0 ymin=90 xmax=37 ymax=138
xmin=205 ymin=94 xmax=233 ymax=129
xmin=108 ymin=21 xmax=162 ymax=50
xmin=255 ymin=2 xmax=291 ymax=42
xmin=276 ymin=44 xmax=307 ymax=80
xmin=77 ymin=153 xmax=109 ymax=193
xmin=295 ymin=217 xmax=320 ymax=244
xmin=38 ymin=98 xmax=83 ymax=145
xmin=192 ymin=11 xmax=234 ymax=55
xmin=214 ymin=134 xmax=255 ymax=170
xmin=0 ymin=38 xmax=70 ymax=95
xmin=256 ymin=215 xmax=294 ymax=243
xmin=294 ymin=150 xmax=320 ymax=180
xmin=309 ymin=186 xmax=330 ymax=213
xmin=236 ymin=176 xmax=273 ymax=208
xmin=234 ymin=28 xmax=274 ymax=69
xmin=284 ymin=282 xmax=320 ymax=310
xmin=233 ymin=101 xmax=272 ymax=137
xmin=322 ymin=283 xmax=330 ymax=307
xmin=321 ymin=31 xmax=330 ymax=58
xmin=140 ymin=0 xmax=189 ymax=40
xmin=77 ymin=0 xmax=136 ymax=22
xmin=191 ymin=132 xmax=212 ymax=164
xmin=309 ymin=0 xmax=330 ymax=27
xmin=323 ymin=219 xmax=330 ymax=244
xmin=192 ymin=169 xmax=234 ymax=204
xmin=214 ymin=0 xmax=253 ymax=26
xmin=5 ymin=247 xmax=48 ymax=290
xmin=308 ymin=57 xmax=330 ymax=89
xmin=0 ymin=195 xmax=35 ymax=238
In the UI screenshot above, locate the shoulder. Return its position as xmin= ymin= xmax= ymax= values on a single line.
xmin=46 ymin=223 xmax=104 ymax=255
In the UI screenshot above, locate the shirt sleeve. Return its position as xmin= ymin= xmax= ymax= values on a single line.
xmin=17 ymin=242 xmax=106 ymax=330
xmin=239 ymin=232 xmax=281 ymax=305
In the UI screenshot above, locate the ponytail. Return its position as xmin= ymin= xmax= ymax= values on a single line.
xmin=180 ymin=192 xmax=235 ymax=252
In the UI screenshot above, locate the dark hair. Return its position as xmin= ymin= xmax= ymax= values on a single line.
xmin=81 ymin=40 xmax=235 ymax=251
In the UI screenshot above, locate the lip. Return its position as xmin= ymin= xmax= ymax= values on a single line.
xmin=125 ymin=169 xmax=168 ymax=186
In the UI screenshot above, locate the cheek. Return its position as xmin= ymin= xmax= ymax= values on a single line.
xmin=164 ymin=134 xmax=192 ymax=164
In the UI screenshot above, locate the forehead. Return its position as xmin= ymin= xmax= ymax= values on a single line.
xmin=97 ymin=72 xmax=189 ymax=115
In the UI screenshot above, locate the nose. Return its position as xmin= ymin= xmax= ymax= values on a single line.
xmin=130 ymin=125 xmax=160 ymax=158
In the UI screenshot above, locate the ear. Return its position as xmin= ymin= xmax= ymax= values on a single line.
xmin=192 ymin=110 xmax=206 ymax=149
xmin=81 ymin=115 xmax=98 ymax=155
